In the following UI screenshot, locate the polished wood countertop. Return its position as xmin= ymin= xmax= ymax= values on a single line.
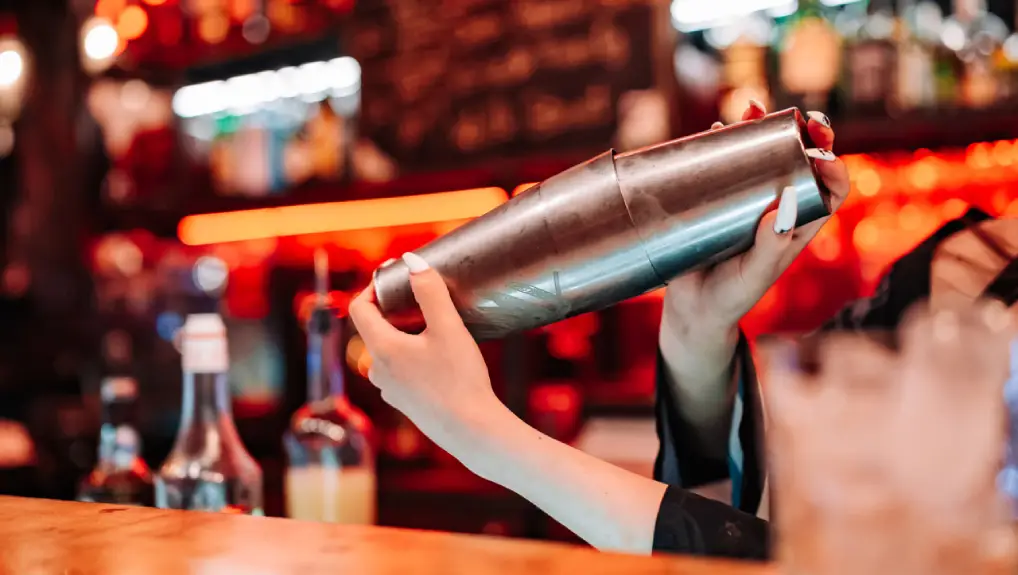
xmin=0 ymin=496 xmax=773 ymax=574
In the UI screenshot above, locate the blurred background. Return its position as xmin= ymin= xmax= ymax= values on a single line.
xmin=0 ymin=0 xmax=1017 ymax=544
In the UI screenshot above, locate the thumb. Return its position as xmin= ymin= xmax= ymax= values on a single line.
xmin=739 ymin=186 xmax=799 ymax=293
xmin=401 ymin=252 xmax=466 ymax=336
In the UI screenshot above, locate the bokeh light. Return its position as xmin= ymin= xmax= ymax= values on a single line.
xmin=117 ymin=5 xmax=150 ymax=41
xmin=0 ymin=49 xmax=24 ymax=88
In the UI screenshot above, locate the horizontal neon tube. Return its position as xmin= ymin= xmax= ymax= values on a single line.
xmin=178 ymin=187 xmax=508 ymax=245
xmin=512 ymin=182 xmax=538 ymax=196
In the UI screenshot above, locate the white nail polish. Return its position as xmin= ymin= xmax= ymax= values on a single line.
xmin=711 ymin=121 xmax=724 ymax=130
xmin=807 ymin=111 xmax=831 ymax=128
xmin=402 ymin=252 xmax=430 ymax=273
xmin=382 ymin=258 xmax=397 ymax=267
xmin=749 ymin=99 xmax=766 ymax=114
xmin=805 ymin=148 xmax=836 ymax=162
xmin=774 ymin=186 xmax=798 ymax=235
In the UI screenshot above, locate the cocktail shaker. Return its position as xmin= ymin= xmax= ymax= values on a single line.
xmin=373 ymin=108 xmax=832 ymax=340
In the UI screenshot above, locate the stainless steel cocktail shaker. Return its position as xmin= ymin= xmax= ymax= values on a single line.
xmin=373 ymin=108 xmax=832 ymax=340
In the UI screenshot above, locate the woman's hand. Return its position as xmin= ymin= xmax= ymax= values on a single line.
xmin=348 ymin=252 xmax=502 ymax=452
xmin=657 ymin=101 xmax=852 ymax=460
xmin=665 ymin=102 xmax=851 ymax=342
xmin=350 ymin=254 xmax=674 ymax=553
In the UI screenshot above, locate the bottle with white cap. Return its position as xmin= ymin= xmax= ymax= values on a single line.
xmin=77 ymin=376 xmax=154 ymax=506
xmin=155 ymin=313 xmax=263 ymax=515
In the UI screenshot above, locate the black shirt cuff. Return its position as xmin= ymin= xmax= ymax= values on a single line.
xmin=652 ymin=485 xmax=770 ymax=560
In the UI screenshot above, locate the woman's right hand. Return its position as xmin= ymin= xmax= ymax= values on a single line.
xmin=656 ymin=101 xmax=852 ymax=454
xmin=663 ymin=101 xmax=851 ymax=346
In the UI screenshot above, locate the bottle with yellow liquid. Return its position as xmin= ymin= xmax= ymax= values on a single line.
xmin=284 ymin=250 xmax=376 ymax=524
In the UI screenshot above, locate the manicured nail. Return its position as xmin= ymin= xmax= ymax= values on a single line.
xmin=805 ymin=148 xmax=836 ymax=162
xmin=807 ymin=111 xmax=831 ymax=128
xmin=774 ymin=186 xmax=798 ymax=235
xmin=402 ymin=252 xmax=430 ymax=273
xmin=749 ymin=99 xmax=766 ymax=115
xmin=382 ymin=258 xmax=397 ymax=267
xmin=710 ymin=121 xmax=724 ymax=130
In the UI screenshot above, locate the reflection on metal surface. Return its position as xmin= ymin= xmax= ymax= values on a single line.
xmin=374 ymin=108 xmax=831 ymax=340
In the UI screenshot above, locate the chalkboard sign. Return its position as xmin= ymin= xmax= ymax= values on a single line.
xmin=347 ymin=0 xmax=656 ymax=172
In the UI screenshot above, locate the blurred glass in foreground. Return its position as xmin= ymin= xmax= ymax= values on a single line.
xmin=760 ymin=302 xmax=1016 ymax=575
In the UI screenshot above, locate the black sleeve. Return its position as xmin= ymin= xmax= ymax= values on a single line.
xmin=652 ymin=343 xmax=732 ymax=488
xmin=654 ymin=272 xmax=901 ymax=512
xmin=652 ymin=485 xmax=769 ymax=560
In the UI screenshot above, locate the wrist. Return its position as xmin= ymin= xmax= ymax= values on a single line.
xmin=442 ymin=398 xmax=527 ymax=481
xmin=659 ymin=303 xmax=739 ymax=361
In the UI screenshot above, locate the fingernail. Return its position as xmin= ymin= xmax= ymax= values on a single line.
xmin=774 ymin=186 xmax=798 ymax=235
xmin=807 ymin=111 xmax=831 ymax=128
xmin=805 ymin=148 xmax=836 ymax=162
xmin=382 ymin=258 xmax=397 ymax=267
xmin=402 ymin=252 xmax=430 ymax=273
xmin=711 ymin=121 xmax=724 ymax=130
xmin=749 ymin=99 xmax=766 ymax=115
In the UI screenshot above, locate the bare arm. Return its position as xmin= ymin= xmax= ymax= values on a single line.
xmin=658 ymin=310 xmax=740 ymax=462
xmin=442 ymin=399 xmax=669 ymax=554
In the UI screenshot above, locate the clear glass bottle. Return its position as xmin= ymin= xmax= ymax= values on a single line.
xmin=155 ymin=313 xmax=263 ymax=515
xmin=284 ymin=250 xmax=376 ymax=524
xmin=77 ymin=376 xmax=155 ymax=506
xmin=843 ymin=0 xmax=898 ymax=116
xmin=892 ymin=0 xmax=937 ymax=112
xmin=944 ymin=0 xmax=1009 ymax=107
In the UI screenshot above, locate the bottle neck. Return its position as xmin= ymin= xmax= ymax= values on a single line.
xmin=179 ymin=372 xmax=233 ymax=428
xmin=97 ymin=379 xmax=143 ymax=469
xmin=307 ymin=311 xmax=345 ymax=403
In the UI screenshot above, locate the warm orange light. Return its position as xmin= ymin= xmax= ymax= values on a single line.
xmin=992 ymin=141 xmax=1014 ymax=166
xmin=178 ymin=187 xmax=509 ymax=245
xmin=966 ymin=142 xmax=994 ymax=169
xmin=142 ymin=0 xmax=168 ymax=5
xmin=513 ymin=182 xmax=538 ymax=196
xmin=852 ymin=218 xmax=880 ymax=251
xmin=906 ymin=159 xmax=938 ymax=191
xmin=855 ymin=169 xmax=881 ymax=197
xmin=230 ymin=0 xmax=256 ymax=21
xmin=941 ymin=198 xmax=969 ymax=219
xmin=117 ymin=5 xmax=149 ymax=40
xmin=198 ymin=12 xmax=230 ymax=44
xmin=95 ymin=0 xmax=127 ymax=20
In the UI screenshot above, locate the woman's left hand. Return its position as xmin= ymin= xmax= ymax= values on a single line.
xmin=348 ymin=252 xmax=503 ymax=449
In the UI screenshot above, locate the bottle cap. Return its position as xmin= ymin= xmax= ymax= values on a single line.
xmin=100 ymin=376 xmax=138 ymax=403
xmin=181 ymin=313 xmax=229 ymax=373
xmin=182 ymin=313 xmax=227 ymax=338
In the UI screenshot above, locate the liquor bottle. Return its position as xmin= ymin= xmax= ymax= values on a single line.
xmin=284 ymin=250 xmax=376 ymax=524
xmin=945 ymin=0 xmax=1009 ymax=107
xmin=77 ymin=376 xmax=154 ymax=506
xmin=999 ymin=8 xmax=1018 ymax=101
xmin=776 ymin=0 xmax=841 ymax=113
xmin=893 ymin=0 xmax=937 ymax=111
xmin=843 ymin=0 xmax=898 ymax=116
xmin=155 ymin=313 xmax=264 ymax=515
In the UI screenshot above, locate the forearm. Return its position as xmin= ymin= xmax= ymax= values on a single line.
xmin=441 ymin=400 xmax=667 ymax=554
xmin=657 ymin=309 xmax=740 ymax=460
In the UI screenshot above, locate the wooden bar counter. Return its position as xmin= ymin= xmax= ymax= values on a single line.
xmin=0 ymin=496 xmax=773 ymax=574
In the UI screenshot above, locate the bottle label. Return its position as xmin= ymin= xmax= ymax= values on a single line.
xmin=101 ymin=377 xmax=138 ymax=403
xmin=182 ymin=336 xmax=229 ymax=373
